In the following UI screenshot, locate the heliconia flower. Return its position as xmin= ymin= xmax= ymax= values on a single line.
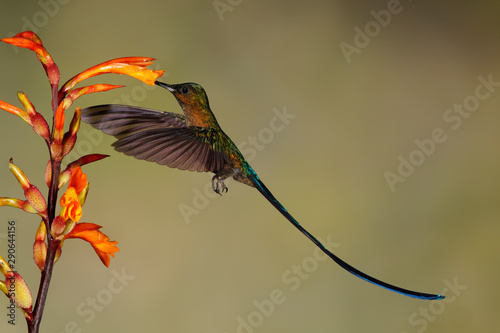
xmin=60 ymin=57 xmax=164 ymax=96
xmin=0 ymin=256 xmax=33 ymax=318
xmin=60 ymin=187 xmax=82 ymax=222
xmin=33 ymin=221 xmax=48 ymax=271
xmin=9 ymin=159 xmax=47 ymax=216
xmin=64 ymin=223 xmax=119 ymax=267
xmin=1 ymin=31 xmax=60 ymax=86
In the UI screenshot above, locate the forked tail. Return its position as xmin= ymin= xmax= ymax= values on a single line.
xmin=249 ymin=174 xmax=443 ymax=300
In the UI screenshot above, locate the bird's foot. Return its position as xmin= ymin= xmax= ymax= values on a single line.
xmin=212 ymin=175 xmax=228 ymax=195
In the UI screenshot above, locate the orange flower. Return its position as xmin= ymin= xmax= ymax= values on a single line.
xmin=60 ymin=187 xmax=82 ymax=222
xmin=66 ymin=84 xmax=124 ymax=102
xmin=0 ymin=100 xmax=30 ymax=123
xmin=53 ymin=100 xmax=67 ymax=144
xmin=64 ymin=223 xmax=119 ymax=267
xmin=2 ymin=31 xmax=60 ymax=85
xmin=60 ymin=57 xmax=164 ymax=95
xmin=53 ymin=84 xmax=123 ymax=147
xmin=56 ymin=166 xmax=119 ymax=267
xmin=57 ymin=154 xmax=108 ymax=189
xmin=58 ymin=166 xmax=88 ymax=224
xmin=68 ymin=166 xmax=87 ymax=194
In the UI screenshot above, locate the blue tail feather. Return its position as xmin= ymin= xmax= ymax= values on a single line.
xmin=249 ymin=173 xmax=443 ymax=300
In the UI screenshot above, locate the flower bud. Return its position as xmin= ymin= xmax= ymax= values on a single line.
xmin=0 ymin=257 xmax=33 ymax=312
xmin=31 ymin=112 xmax=50 ymax=140
xmin=8 ymin=159 xmax=30 ymax=190
xmin=24 ymin=185 xmax=47 ymax=216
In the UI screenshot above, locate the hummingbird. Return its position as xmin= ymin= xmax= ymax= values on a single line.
xmin=81 ymin=80 xmax=443 ymax=300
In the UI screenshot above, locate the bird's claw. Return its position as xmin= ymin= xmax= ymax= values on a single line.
xmin=212 ymin=176 xmax=228 ymax=195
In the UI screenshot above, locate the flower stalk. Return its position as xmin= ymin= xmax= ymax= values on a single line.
xmin=0 ymin=31 xmax=164 ymax=332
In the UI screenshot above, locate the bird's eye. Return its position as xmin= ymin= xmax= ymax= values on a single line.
xmin=181 ymin=86 xmax=189 ymax=94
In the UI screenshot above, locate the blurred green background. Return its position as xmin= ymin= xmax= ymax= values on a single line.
xmin=1 ymin=1 xmax=499 ymax=332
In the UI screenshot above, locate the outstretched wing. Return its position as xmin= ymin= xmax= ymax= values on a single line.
xmin=81 ymin=104 xmax=226 ymax=172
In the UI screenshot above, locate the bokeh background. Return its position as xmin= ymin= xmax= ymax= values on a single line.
xmin=1 ymin=1 xmax=499 ymax=332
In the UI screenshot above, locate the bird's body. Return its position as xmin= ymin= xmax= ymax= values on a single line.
xmin=81 ymin=81 xmax=443 ymax=300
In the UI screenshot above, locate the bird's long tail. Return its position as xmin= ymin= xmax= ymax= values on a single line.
xmin=249 ymin=174 xmax=443 ymax=300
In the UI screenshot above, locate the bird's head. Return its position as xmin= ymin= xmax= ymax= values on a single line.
xmin=155 ymin=81 xmax=211 ymax=113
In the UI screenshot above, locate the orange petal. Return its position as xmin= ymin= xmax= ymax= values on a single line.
xmin=64 ymin=223 xmax=119 ymax=267
xmin=2 ymin=34 xmax=45 ymax=57
xmin=68 ymin=167 xmax=87 ymax=194
xmin=66 ymin=84 xmax=124 ymax=103
xmin=59 ymin=154 xmax=109 ymax=190
xmin=0 ymin=100 xmax=30 ymax=124
xmin=60 ymin=187 xmax=82 ymax=222
xmin=2 ymin=31 xmax=59 ymax=85
xmin=53 ymin=99 xmax=70 ymax=144
xmin=60 ymin=204 xmax=82 ymax=223
xmin=60 ymin=57 xmax=164 ymax=95
xmin=67 ymin=154 xmax=109 ymax=169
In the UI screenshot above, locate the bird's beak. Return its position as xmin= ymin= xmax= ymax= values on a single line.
xmin=155 ymin=81 xmax=176 ymax=92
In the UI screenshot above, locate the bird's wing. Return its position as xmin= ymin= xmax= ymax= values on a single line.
xmin=81 ymin=104 xmax=186 ymax=139
xmin=81 ymin=104 xmax=226 ymax=172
